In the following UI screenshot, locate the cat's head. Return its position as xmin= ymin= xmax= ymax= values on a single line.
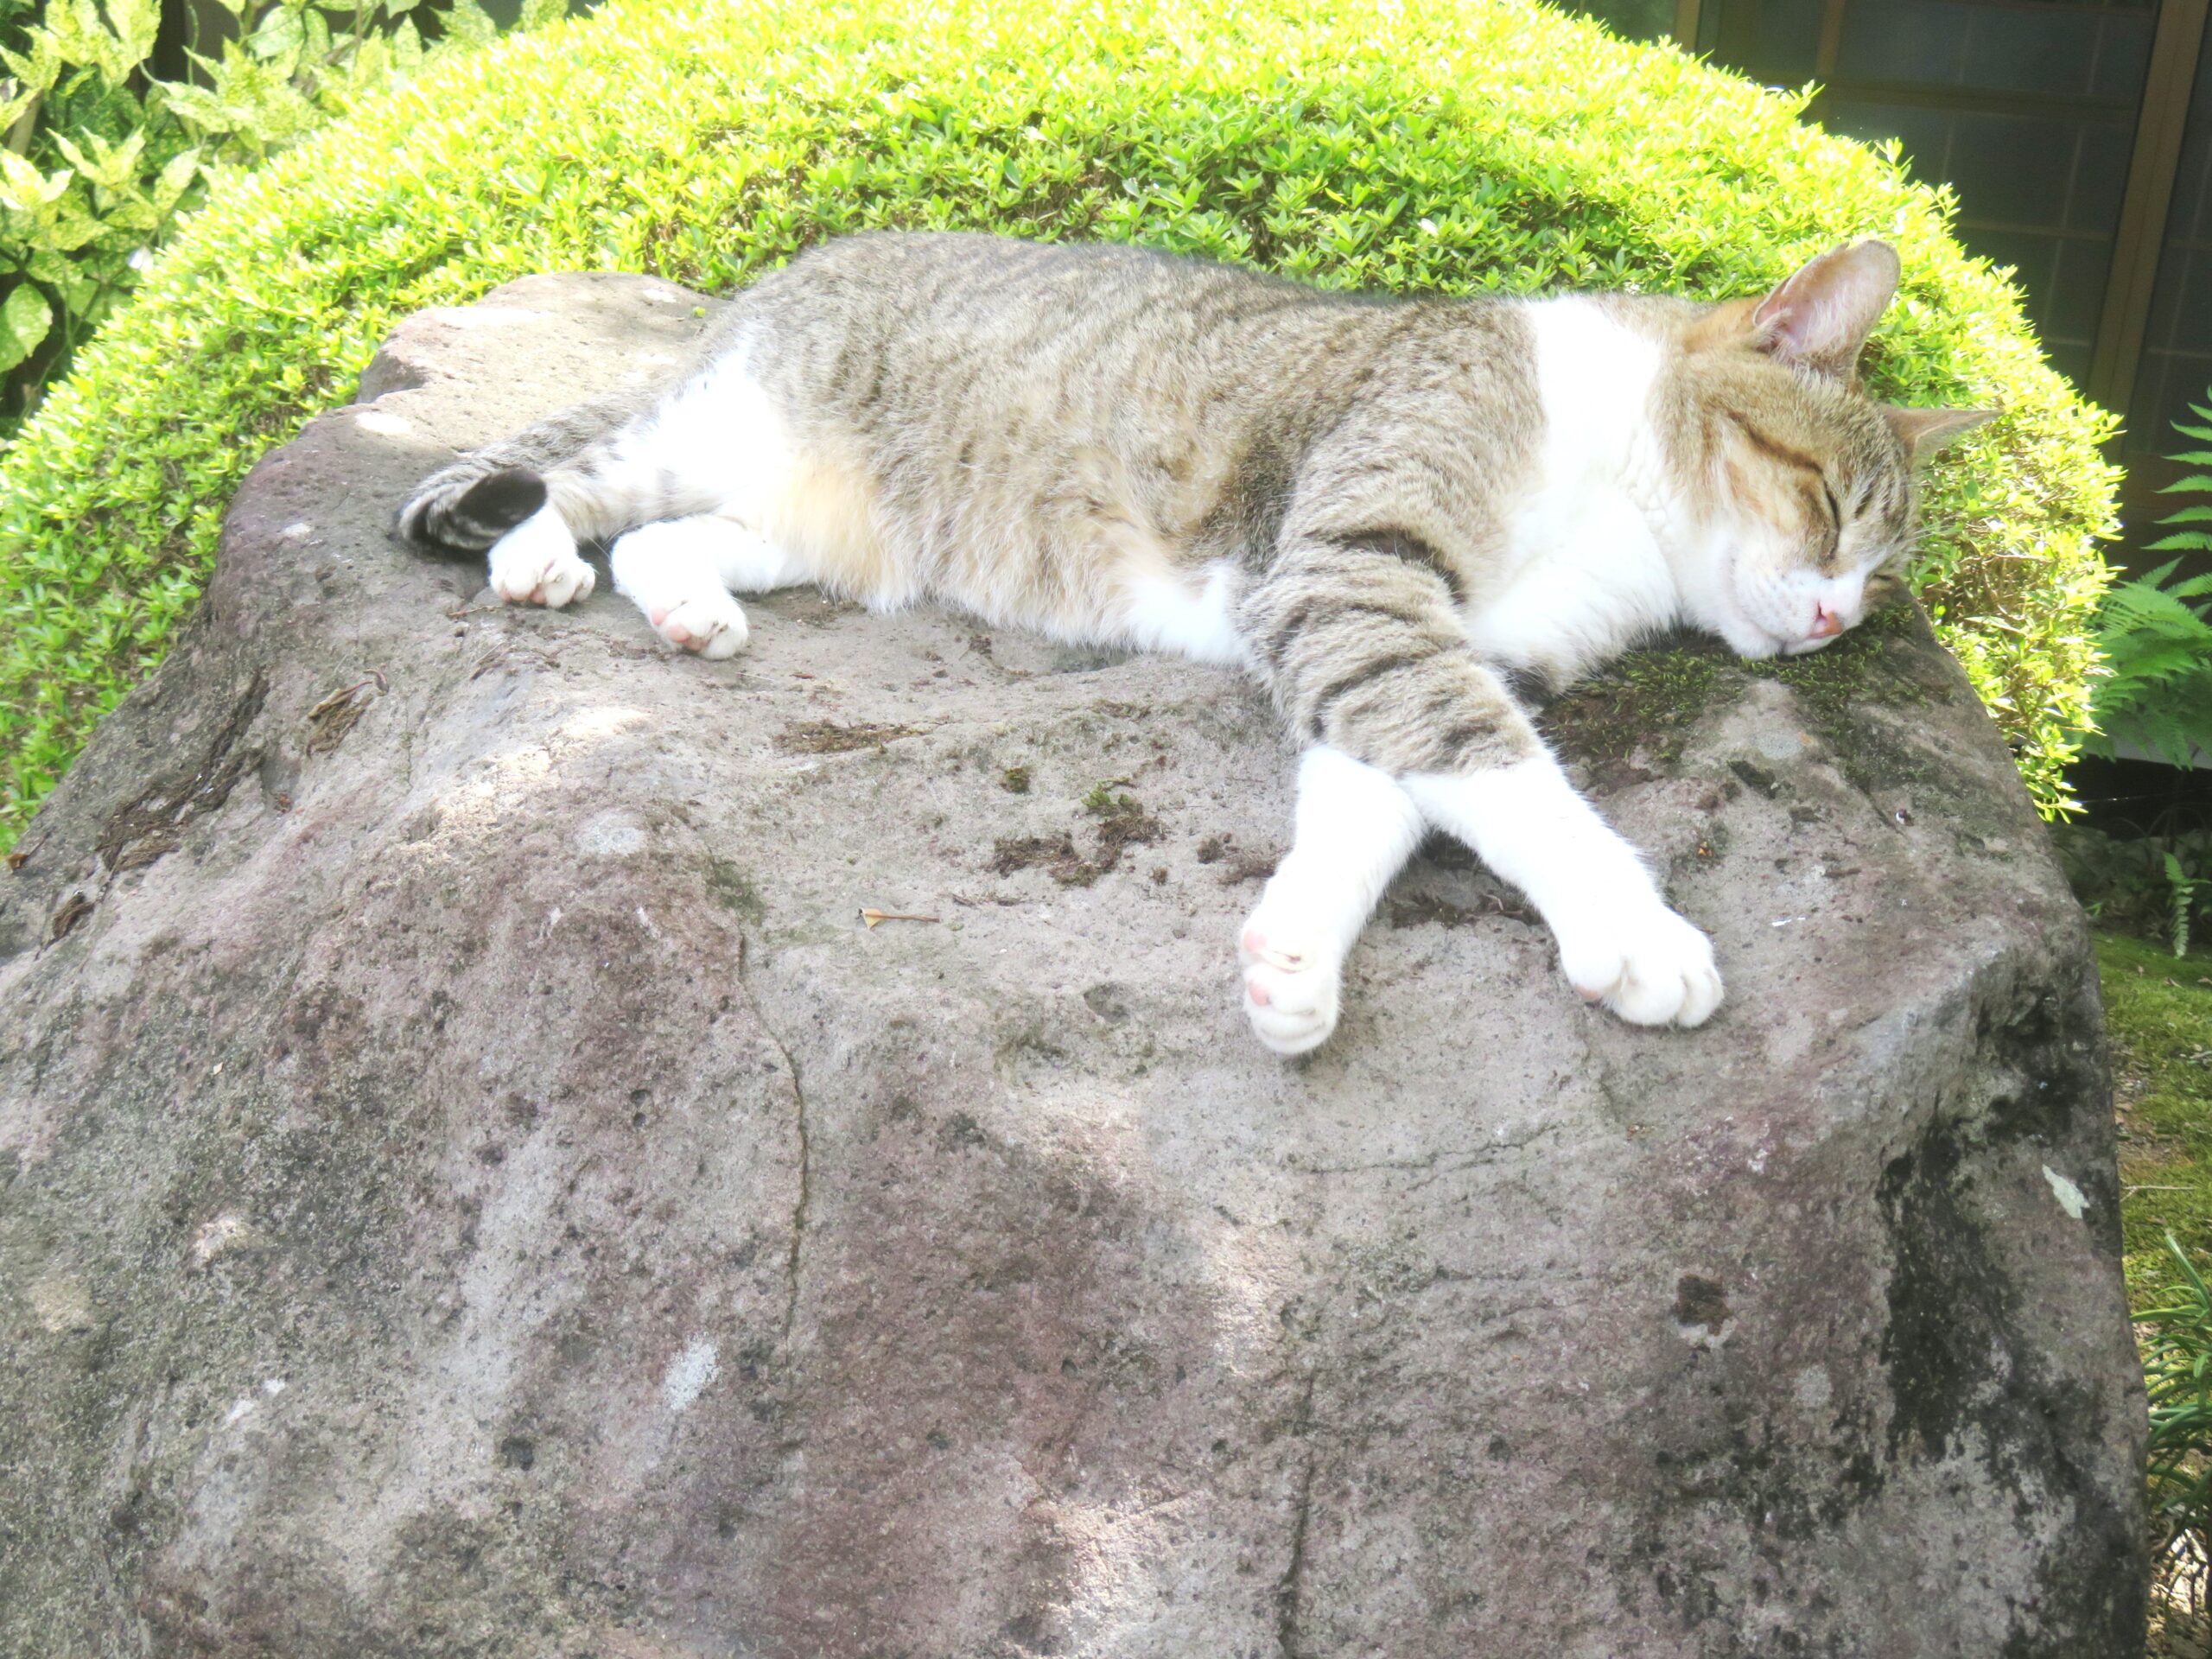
xmin=1668 ymin=241 xmax=1991 ymax=658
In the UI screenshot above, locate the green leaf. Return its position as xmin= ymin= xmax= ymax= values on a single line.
xmin=52 ymin=129 xmax=146 ymax=194
xmin=156 ymin=78 xmax=232 ymax=134
xmin=0 ymin=282 xmax=52 ymax=372
xmin=2 ymin=29 xmax=66 ymax=94
xmin=0 ymin=149 xmax=73 ymax=209
xmin=248 ymin=5 xmax=304 ymax=67
xmin=41 ymin=198 xmax=105 ymax=252
xmin=439 ymin=0 xmax=499 ymax=48
xmin=107 ymin=0 xmax=160 ymax=64
xmin=149 ymin=146 xmax=200 ymax=213
xmin=45 ymin=0 xmax=150 ymax=83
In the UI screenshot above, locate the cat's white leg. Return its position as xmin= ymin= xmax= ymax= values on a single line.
xmin=1240 ymin=747 xmax=1427 ymax=1056
xmin=704 ymin=517 xmax=806 ymax=594
xmin=607 ymin=516 xmax=787 ymax=659
xmin=1402 ymin=756 xmax=1722 ymax=1027
xmin=487 ymin=503 xmax=595 ymax=608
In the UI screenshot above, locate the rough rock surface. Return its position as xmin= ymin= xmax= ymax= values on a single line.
xmin=0 ymin=275 xmax=2145 ymax=1657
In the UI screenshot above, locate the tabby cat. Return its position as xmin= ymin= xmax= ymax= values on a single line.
xmin=398 ymin=232 xmax=1988 ymax=1055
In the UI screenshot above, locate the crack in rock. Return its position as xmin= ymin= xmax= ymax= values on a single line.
xmin=739 ymin=937 xmax=810 ymax=1356
xmin=1275 ymin=1370 xmax=1320 ymax=1657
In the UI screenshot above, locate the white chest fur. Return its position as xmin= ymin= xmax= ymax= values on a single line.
xmin=1462 ymin=297 xmax=1687 ymax=681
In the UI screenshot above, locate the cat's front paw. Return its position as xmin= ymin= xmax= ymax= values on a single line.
xmin=649 ymin=594 xmax=748 ymax=659
xmin=489 ymin=505 xmax=594 ymax=608
xmin=1556 ymin=904 xmax=1723 ymax=1028
xmin=1239 ymin=916 xmax=1343 ymax=1056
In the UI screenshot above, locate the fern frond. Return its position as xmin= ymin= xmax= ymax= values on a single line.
xmin=2096 ymin=585 xmax=2212 ymax=641
xmin=2086 ymin=526 xmax=2212 ymax=767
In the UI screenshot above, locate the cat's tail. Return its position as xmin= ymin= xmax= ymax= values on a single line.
xmin=395 ymin=390 xmax=645 ymax=554
xmin=397 ymin=463 xmax=549 ymax=554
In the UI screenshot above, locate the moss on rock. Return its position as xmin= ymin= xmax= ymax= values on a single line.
xmin=1548 ymin=608 xmax=1961 ymax=806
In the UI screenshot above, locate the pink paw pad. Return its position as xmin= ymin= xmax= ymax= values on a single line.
xmin=649 ymin=606 xmax=693 ymax=644
xmin=1242 ymin=929 xmax=1308 ymax=973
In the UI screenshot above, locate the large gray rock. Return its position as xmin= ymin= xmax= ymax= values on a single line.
xmin=0 ymin=274 xmax=2144 ymax=1657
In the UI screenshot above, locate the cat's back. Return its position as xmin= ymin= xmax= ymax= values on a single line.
xmin=722 ymin=232 xmax=1398 ymax=421
xmin=740 ymin=229 xmax=1338 ymax=333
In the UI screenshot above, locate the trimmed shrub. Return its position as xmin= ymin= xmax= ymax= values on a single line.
xmin=0 ymin=0 xmax=563 ymax=435
xmin=0 ymin=0 xmax=2118 ymax=842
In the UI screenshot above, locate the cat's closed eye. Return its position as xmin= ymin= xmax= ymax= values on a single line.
xmin=1813 ymin=480 xmax=1845 ymax=563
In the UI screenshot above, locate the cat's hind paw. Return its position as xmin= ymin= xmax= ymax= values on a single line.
xmin=648 ymin=594 xmax=749 ymax=659
xmin=1559 ymin=906 xmax=1723 ymax=1028
xmin=1239 ymin=921 xmax=1343 ymax=1056
xmin=488 ymin=505 xmax=594 ymax=608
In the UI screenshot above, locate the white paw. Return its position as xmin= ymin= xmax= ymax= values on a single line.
xmin=648 ymin=594 xmax=748 ymax=659
xmin=1555 ymin=903 xmax=1723 ymax=1027
xmin=488 ymin=505 xmax=594 ymax=608
xmin=1238 ymin=913 xmax=1344 ymax=1057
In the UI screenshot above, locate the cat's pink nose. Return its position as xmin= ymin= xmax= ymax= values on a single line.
xmin=1808 ymin=602 xmax=1844 ymax=639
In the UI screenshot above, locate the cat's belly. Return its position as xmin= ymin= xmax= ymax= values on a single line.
xmin=652 ymin=351 xmax=912 ymax=607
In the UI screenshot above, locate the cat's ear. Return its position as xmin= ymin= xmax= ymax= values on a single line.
xmin=1747 ymin=240 xmax=1902 ymax=378
xmin=1883 ymin=404 xmax=1997 ymax=461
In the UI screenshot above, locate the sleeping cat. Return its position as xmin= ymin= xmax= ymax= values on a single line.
xmin=398 ymin=232 xmax=1987 ymax=1055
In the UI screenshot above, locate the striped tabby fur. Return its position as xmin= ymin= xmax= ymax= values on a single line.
xmin=398 ymin=232 xmax=1988 ymax=1054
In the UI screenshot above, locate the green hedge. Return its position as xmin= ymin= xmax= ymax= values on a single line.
xmin=0 ymin=0 xmax=2119 ymax=842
